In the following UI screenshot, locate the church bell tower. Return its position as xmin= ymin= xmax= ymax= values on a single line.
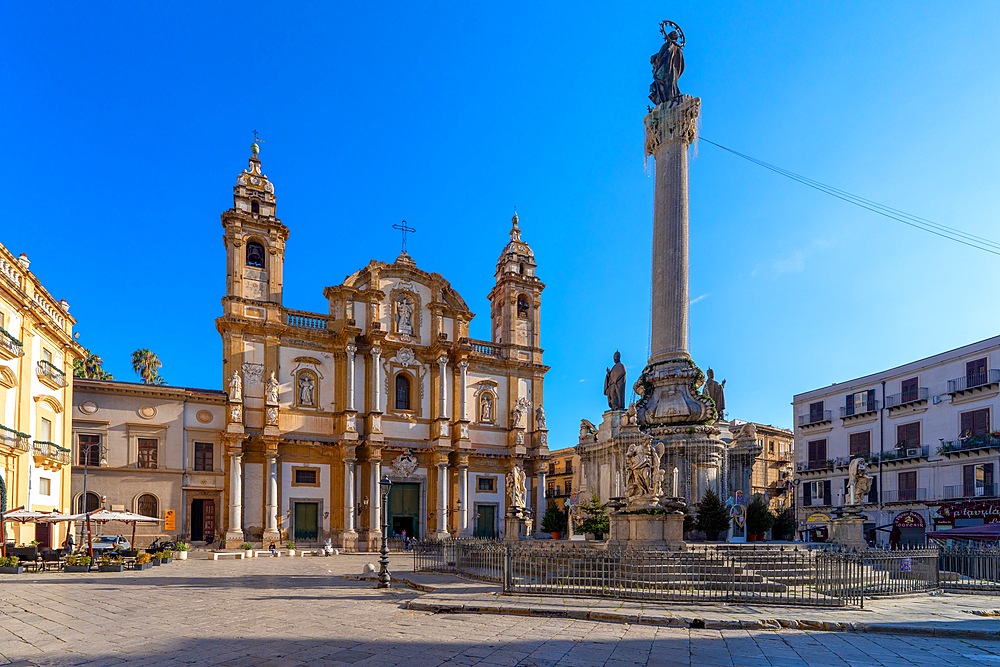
xmin=220 ymin=140 xmax=288 ymax=311
xmin=488 ymin=212 xmax=543 ymax=350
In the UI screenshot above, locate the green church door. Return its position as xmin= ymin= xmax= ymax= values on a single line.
xmin=294 ymin=502 xmax=319 ymax=542
xmin=388 ymin=483 xmax=421 ymax=539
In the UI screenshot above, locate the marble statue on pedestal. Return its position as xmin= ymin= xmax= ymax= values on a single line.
xmin=848 ymin=458 xmax=873 ymax=505
xmin=507 ymin=465 xmax=527 ymax=510
xmin=228 ymin=370 xmax=242 ymax=402
xmin=265 ymin=371 xmax=279 ymax=405
xmin=604 ymin=351 xmax=627 ymax=411
xmin=703 ymin=369 xmax=726 ymax=419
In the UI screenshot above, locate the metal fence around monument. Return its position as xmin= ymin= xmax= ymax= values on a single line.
xmin=939 ymin=544 xmax=1000 ymax=592
xmin=413 ymin=541 xmax=955 ymax=608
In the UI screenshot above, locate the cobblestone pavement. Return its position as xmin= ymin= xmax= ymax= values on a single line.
xmin=0 ymin=554 xmax=999 ymax=666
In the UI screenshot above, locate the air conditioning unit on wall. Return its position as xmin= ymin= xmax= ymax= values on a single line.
xmin=906 ymin=447 xmax=920 ymax=457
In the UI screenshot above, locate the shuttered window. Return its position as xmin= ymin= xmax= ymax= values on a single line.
xmin=849 ymin=432 xmax=871 ymax=458
xmin=960 ymin=408 xmax=990 ymax=437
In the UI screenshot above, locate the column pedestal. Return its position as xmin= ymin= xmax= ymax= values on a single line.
xmin=830 ymin=514 xmax=867 ymax=549
xmin=609 ymin=512 xmax=685 ymax=551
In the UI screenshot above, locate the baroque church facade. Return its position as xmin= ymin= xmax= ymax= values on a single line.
xmin=217 ymin=143 xmax=550 ymax=549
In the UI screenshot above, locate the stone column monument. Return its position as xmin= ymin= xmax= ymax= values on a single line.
xmin=635 ymin=21 xmax=726 ymax=507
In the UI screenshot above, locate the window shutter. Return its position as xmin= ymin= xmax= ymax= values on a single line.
xmin=803 ymin=483 xmax=811 ymax=506
xmin=823 ymin=480 xmax=832 ymax=505
xmin=867 ymin=389 xmax=876 ymax=411
xmin=976 ymin=409 xmax=990 ymax=436
xmin=963 ymin=465 xmax=975 ymax=490
xmin=961 ymin=412 xmax=975 ymax=436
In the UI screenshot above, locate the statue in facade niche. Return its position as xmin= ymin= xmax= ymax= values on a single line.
xmin=848 ymin=458 xmax=873 ymax=505
xmin=603 ymin=351 xmax=627 ymax=411
xmin=703 ymin=368 xmax=726 ymax=418
xmin=228 ymin=370 xmax=242 ymax=402
xmin=535 ymin=407 xmax=546 ymax=430
xmin=396 ymin=297 xmax=414 ymax=335
xmin=265 ymin=371 xmax=279 ymax=404
xmin=649 ymin=20 xmax=686 ymax=107
xmin=480 ymin=393 xmax=493 ymax=423
xmin=511 ymin=397 xmax=530 ymax=428
xmin=507 ymin=465 xmax=527 ymax=510
xmin=298 ymin=374 xmax=314 ymax=406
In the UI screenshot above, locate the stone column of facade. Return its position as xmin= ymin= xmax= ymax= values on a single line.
xmin=346 ymin=343 xmax=357 ymax=411
xmin=371 ymin=346 xmax=382 ymax=411
xmin=458 ymin=457 xmax=469 ymax=535
xmin=263 ymin=453 xmax=280 ymax=543
xmin=458 ymin=361 xmax=468 ymax=419
xmin=225 ymin=449 xmax=244 ymax=546
xmin=370 ymin=457 xmax=382 ymax=550
xmin=437 ymin=357 xmax=448 ymax=418
xmin=436 ymin=462 xmax=449 ymax=538
xmin=535 ymin=469 xmax=546 ymax=536
xmin=344 ymin=458 xmax=357 ymax=535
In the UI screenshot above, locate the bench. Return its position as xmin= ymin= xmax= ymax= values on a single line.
xmin=210 ymin=551 xmax=247 ymax=560
xmin=253 ymin=549 xmax=289 ymax=557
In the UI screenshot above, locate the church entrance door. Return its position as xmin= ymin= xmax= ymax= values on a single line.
xmin=474 ymin=504 xmax=497 ymax=538
xmin=191 ymin=499 xmax=216 ymax=542
xmin=388 ymin=482 xmax=420 ymax=539
xmin=294 ymin=502 xmax=319 ymax=542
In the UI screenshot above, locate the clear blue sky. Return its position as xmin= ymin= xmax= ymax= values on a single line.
xmin=4 ymin=3 xmax=1000 ymax=450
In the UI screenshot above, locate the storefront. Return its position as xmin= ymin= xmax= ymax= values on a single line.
xmin=931 ymin=498 xmax=1000 ymax=531
xmin=800 ymin=512 xmax=830 ymax=542
xmin=892 ymin=511 xmax=926 ymax=547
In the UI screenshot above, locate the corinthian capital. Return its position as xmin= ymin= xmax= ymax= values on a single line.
xmin=644 ymin=95 xmax=701 ymax=156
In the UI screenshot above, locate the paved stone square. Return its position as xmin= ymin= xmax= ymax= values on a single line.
xmin=1 ymin=554 xmax=999 ymax=666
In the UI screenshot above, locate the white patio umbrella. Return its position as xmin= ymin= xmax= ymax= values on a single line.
xmin=1 ymin=509 xmax=55 ymax=556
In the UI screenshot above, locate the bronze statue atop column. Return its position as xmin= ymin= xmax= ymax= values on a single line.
xmin=649 ymin=20 xmax=686 ymax=107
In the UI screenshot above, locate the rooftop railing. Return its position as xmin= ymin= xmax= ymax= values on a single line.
xmin=285 ymin=311 xmax=328 ymax=330
xmin=948 ymin=369 xmax=1000 ymax=394
xmin=885 ymin=387 xmax=929 ymax=409
xmin=469 ymin=340 xmax=502 ymax=357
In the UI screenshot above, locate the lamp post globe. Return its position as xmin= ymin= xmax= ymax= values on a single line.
xmin=377 ymin=475 xmax=392 ymax=589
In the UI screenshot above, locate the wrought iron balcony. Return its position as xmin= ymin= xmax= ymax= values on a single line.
xmin=943 ymin=484 xmax=998 ymax=499
xmin=796 ymin=459 xmax=834 ymax=472
xmin=36 ymin=360 xmax=67 ymax=388
xmin=32 ymin=440 xmax=71 ymax=465
xmin=798 ymin=410 xmax=832 ymax=428
xmin=885 ymin=387 xmax=929 ymax=409
xmin=0 ymin=325 xmax=24 ymax=359
xmin=882 ymin=488 xmax=928 ymax=503
xmin=939 ymin=433 xmax=1000 ymax=455
xmin=881 ymin=445 xmax=930 ymax=462
xmin=840 ymin=400 xmax=879 ymax=419
xmin=947 ymin=369 xmax=1000 ymax=394
xmin=0 ymin=424 xmax=30 ymax=452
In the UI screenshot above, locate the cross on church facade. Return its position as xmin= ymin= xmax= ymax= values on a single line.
xmin=392 ymin=220 xmax=416 ymax=254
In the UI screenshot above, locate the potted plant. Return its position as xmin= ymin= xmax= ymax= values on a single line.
xmin=150 ymin=551 xmax=162 ymax=566
xmin=158 ymin=550 xmax=173 ymax=564
xmin=174 ymin=542 xmax=188 ymax=560
xmin=134 ymin=552 xmax=153 ymax=571
xmin=578 ymin=494 xmax=609 ymax=540
xmin=771 ymin=507 xmax=796 ymax=541
xmin=241 ymin=542 xmax=254 ymax=557
xmin=65 ymin=554 xmax=92 ymax=572
xmin=0 ymin=555 xmax=22 ymax=574
xmin=695 ymin=489 xmax=730 ymax=541
xmin=98 ymin=554 xmax=124 ymax=573
xmin=745 ymin=494 xmax=775 ymax=541
xmin=285 ymin=540 xmax=296 ymax=557
xmin=541 ymin=502 xmax=567 ymax=540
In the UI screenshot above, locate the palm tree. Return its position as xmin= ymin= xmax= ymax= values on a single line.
xmin=73 ymin=348 xmax=114 ymax=380
xmin=131 ymin=349 xmax=165 ymax=385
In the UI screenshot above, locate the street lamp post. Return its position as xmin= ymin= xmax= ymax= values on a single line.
xmin=377 ymin=475 xmax=392 ymax=589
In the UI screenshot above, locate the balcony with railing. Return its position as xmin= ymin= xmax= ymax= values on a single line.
xmin=36 ymin=360 xmax=67 ymax=388
xmin=939 ymin=433 xmax=1000 ymax=456
xmin=943 ymin=483 xmax=998 ymax=499
xmin=796 ymin=459 xmax=834 ymax=473
xmin=883 ymin=488 xmax=928 ymax=503
xmin=285 ymin=310 xmax=328 ymax=331
xmin=0 ymin=424 xmax=30 ymax=453
xmin=885 ymin=387 xmax=929 ymax=410
xmin=798 ymin=410 xmax=832 ymax=428
xmin=32 ymin=440 xmax=71 ymax=466
xmin=881 ymin=445 xmax=930 ymax=463
xmin=0 ymin=325 xmax=24 ymax=359
xmin=469 ymin=339 xmax=503 ymax=358
xmin=947 ymin=369 xmax=1000 ymax=395
xmin=840 ymin=400 xmax=879 ymax=420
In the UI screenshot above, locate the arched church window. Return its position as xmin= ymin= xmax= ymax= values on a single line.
xmin=246 ymin=241 xmax=265 ymax=268
xmin=251 ymin=200 xmax=260 ymax=214
xmin=517 ymin=295 xmax=530 ymax=319
xmin=137 ymin=493 xmax=158 ymax=518
xmin=395 ymin=374 xmax=411 ymax=411
xmin=479 ymin=392 xmax=494 ymax=423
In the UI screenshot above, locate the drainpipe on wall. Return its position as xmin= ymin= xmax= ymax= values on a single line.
xmin=879 ymin=381 xmax=886 ymax=514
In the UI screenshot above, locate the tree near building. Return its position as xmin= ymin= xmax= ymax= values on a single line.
xmin=73 ymin=348 xmax=114 ymax=380
xmin=131 ymin=349 xmax=166 ymax=385
xmin=695 ymin=489 xmax=729 ymax=541
xmin=745 ymin=493 xmax=775 ymax=538
xmin=541 ymin=502 xmax=567 ymax=536
xmin=578 ymin=493 xmax=609 ymax=539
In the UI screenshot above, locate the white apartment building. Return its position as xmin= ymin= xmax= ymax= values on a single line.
xmin=793 ymin=335 xmax=1000 ymax=546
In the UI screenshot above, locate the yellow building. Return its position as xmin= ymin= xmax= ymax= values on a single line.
xmin=545 ymin=448 xmax=579 ymax=511
xmin=0 ymin=243 xmax=83 ymax=548
xmin=749 ymin=423 xmax=794 ymax=513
